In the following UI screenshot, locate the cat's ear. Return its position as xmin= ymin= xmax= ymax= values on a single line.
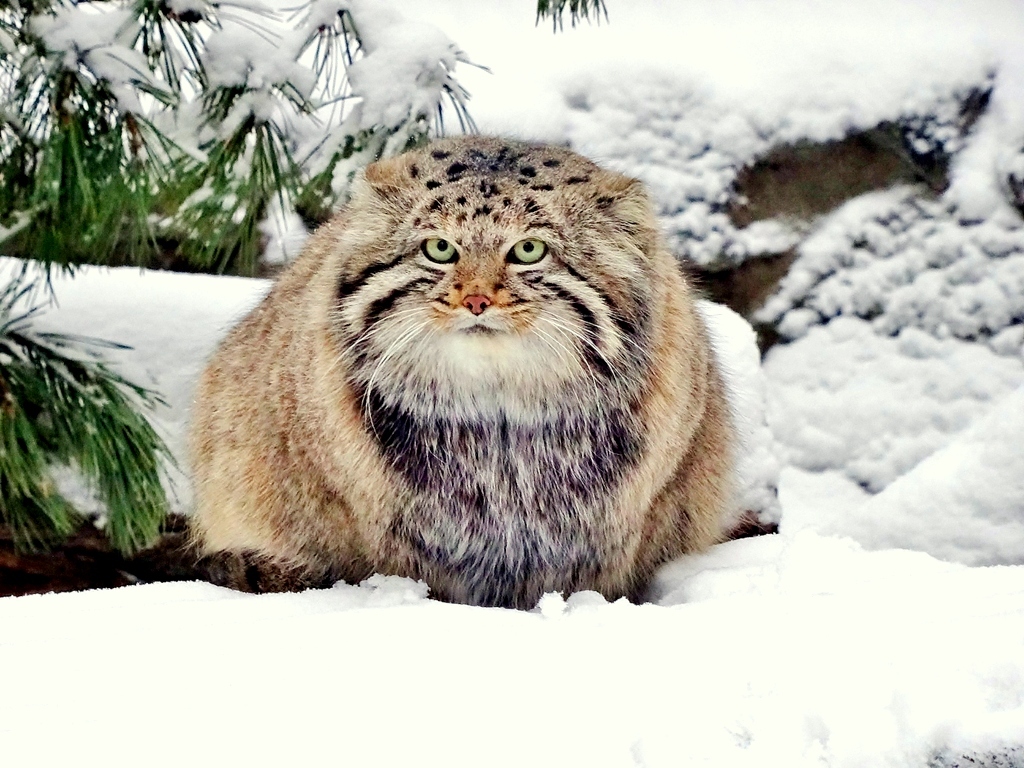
xmin=592 ymin=172 xmax=658 ymax=238
xmin=355 ymin=154 xmax=419 ymax=210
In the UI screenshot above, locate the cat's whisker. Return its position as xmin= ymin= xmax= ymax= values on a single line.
xmin=362 ymin=314 xmax=428 ymax=388
xmin=346 ymin=306 xmax=430 ymax=355
xmin=607 ymin=323 xmax=650 ymax=363
xmin=532 ymin=319 xmax=604 ymax=404
xmin=528 ymin=324 xmax=577 ymax=375
xmin=362 ymin=320 xmax=429 ymax=440
xmin=540 ymin=314 xmax=618 ymax=382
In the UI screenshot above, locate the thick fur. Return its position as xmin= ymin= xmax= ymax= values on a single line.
xmin=190 ymin=136 xmax=734 ymax=609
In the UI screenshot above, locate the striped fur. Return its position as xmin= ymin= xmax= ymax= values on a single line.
xmin=189 ymin=136 xmax=735 ymax=608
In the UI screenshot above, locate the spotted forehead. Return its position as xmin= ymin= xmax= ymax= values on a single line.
xmin=403 ymin=140 xmax=602 ymax=233
xmin=406 ymin=140 xmax=598 ymax=195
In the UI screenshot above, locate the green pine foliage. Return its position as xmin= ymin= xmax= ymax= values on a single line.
xmin=0 ymin=273 xmax=172 ymax=554
xmin=0 ymin=0 xmax=478 ymax=276
xmin=0 ymin=0 xmax=288 ymax=275
xmin=0 ymin=1 xmax=178 ymax=269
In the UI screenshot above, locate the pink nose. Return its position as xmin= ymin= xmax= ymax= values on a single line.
xmin=462 ymin=295 xmax=491 ymax=315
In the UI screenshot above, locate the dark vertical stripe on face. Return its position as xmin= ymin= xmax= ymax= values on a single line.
xmin=561 ymin=262 xmax=643 ymax=340
xmin=337 ymin=254 xmax=408 ymax=304
xmin=362 ymin=277 xmax=433 ymax=331
xmin=542 ymin=281 xmax=614 ymax=378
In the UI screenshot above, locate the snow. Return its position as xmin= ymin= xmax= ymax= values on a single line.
xmin=330 ymin=1 xmax=467 ymax=130
xmin=756 ymin=188 xmax=1024 ymax=345
xmin=763 ymin=316 xmax=1024 ymax=491
xmin=782 ymin=386 xmax=1024 ymax=566
xmin=700 ymin=300 xmax=782 ymax=527
xmin=30 ymin=4 xmax=159 ymax=114
xmin=4 ymin=0 xmax=1024 ymax=763
xmin=3 ymin=534 xmax=1024 ymax=766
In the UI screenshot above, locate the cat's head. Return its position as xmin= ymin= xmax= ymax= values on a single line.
xmin=333 ymin=137 xmax=659 ymax=409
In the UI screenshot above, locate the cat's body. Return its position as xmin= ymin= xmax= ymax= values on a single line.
xmin=190 ymin=136 xmax=734 ymax=609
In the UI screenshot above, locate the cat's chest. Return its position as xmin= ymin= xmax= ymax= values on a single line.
xmin=371 ymin=397 xmax=639 ymax=498
xmin=365 ymin=393 xmax=644 ymax=606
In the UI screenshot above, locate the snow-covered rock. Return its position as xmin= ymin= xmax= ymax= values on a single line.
xmin=805 ymin=386 xmax=1024 ymax=566
xmin=757 ymin=188 xmax=1024 ymax=345
xmin=774 ymin=386 xmax=1024 ymax=568
xmin=763 ymin=316 xmax=1024 ymax=491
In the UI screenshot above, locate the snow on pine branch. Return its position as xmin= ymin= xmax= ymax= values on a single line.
xmin=300 ymin=0 xmax=473 ymax=129
xmin=30 ymin=4 xmax=167 ymax=115
xmin=297 ymin=0 xmax=476 ymax=197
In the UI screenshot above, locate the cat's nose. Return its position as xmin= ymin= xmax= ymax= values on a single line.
xmin=462 ymin=295 xmax=491 ymax=315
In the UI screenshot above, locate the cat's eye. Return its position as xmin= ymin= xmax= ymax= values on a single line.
xmin=508 ymin=238 xmax=547 ymax=264
xmin=422 ymin=238 xmax=459 ymax=263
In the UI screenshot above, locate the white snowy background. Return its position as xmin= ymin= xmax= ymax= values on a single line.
xmin=3 ymin=0 xmax=1024 ymax=765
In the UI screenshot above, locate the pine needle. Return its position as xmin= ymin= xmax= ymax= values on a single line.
xmin=0 ymin=272 xmax=172 ymax=555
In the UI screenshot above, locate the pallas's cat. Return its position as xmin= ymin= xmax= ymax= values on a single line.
xmin=190 ymin=137 xmax=734 ymax=609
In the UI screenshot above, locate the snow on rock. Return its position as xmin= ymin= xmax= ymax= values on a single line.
xmin=945 ymin=45 xmax=1024 ymax=225
xmin=825 ymin=385 xmax=1024 ymax=566
xmin=777 ymin=382 xmax=1024 ymax=565
xmin=700 ymin=300 xmax=782 ymax=530
xmin=764 ymin=318 xmax=1024 ymax=566
xmin=2 ymin=533 xmax=1023 ymax=766
xmin=757 ymin=188 xmax=1024 ymax=345
xmin=551 ymin=75 xmax=996 ymax=268
xmin=763 ymin=315 xmax=1024 ymax=491
xmin=560 ymin=74 xmax=805 ymax=267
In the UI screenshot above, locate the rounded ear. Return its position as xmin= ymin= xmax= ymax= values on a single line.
xmin=593 ymin=172 xmax=657 ymax=235
xmin=359 ymin=153 xmax=418 ymax=210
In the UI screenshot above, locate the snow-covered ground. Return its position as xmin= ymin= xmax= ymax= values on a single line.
xmin=3 ymin=534 xmax=1023 ymax=767
xmin=3 ymin=0 xmax=1024 ymax=765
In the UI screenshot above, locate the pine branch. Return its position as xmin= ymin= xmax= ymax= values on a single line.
xmin=173 ymin=95 xmax=303 ymax=274
xmin=0 ymin=272 xmax=172 ymax=554
xmin=3 ymin=1 xmax=480 ymax=274
xmin=131 ymin=0 xmax=211 ymax=92
xmin=0 ymin=0 xmax=184 ymax=269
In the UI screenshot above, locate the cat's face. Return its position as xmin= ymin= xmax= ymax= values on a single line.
xmin=334 ymin=138 xmax=656 ymax=411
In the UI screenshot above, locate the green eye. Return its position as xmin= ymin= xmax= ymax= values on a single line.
xmin=422 ymin=238 xmax=458 ymax=263
xmin=509 ymin=238 xmax=547 ymax=264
